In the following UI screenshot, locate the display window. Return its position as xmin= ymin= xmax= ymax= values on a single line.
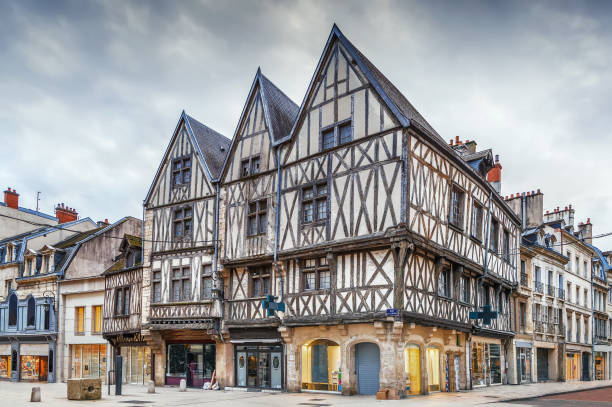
xmin=595 ymin=353 xmax=606 ymax=380
xmin=120 ymin=346 xmax=152 ymax=384
xmin=300 ymin=340 xmax=338 ymax=392
xmin=166 ymin=343 xmax=215 ymax=387
xmin=471 ymin=342 xmax=502 ymax=386
xmin=0 ymin=355 xmax=11 ymax=379
xmin=565 ymin=353 xmax=580 ymax=381
xmin=404 ymin=344 xmax=421 ymax=394
xmin=71 ymin=344 xmax=107 ymax=382
xmin=426 ymin=347 xmax=440 ymax=392
xmin=516 ymin=348 xmax=531 ymax=383
xmin=20 ymin=356 xmax=48 ymax=381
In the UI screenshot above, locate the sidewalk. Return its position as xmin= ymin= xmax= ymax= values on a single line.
xmin=0 ymin=379 xmax=609 ymax=406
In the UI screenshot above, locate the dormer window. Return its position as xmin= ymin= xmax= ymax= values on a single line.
xmin=320 ymin=121 xmax=352 ymax=151
xmin=172 ymin=156 xmax=191 ymax=187
xmin=241 ymin=156 xmax=261 ymax=177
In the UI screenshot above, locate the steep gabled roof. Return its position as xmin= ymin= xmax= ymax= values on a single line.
xmin=54 ymin=226 xmax=105 ymax=249
xmin=220 ymin=69 xmax=298 ymax=179
xmin=185 ymin=114 xmax=231 ymax=179
xmin=258 ymin=71 xmax=299 ymax=143
xmin=278 ymin=24 xmax=442 ymax=145
xmin=144 ymin=112 xmax=231 ymax=203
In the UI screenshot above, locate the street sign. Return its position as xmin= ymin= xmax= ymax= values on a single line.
xmin=386 ymin=308 xmax=399 ymax=317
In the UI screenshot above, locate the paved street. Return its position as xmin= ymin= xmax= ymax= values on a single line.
xmin=1 ymin=380 xmax=611 ymax=407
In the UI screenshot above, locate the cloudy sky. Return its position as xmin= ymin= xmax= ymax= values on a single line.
xmin=1 ymin=0 xmax=611 ymax=246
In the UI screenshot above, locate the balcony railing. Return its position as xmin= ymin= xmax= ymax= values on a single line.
xmin=558 ymin=288 xmax=565 ymax=300
xmin=534 ymin=281 xmax=544 ymax=294
xmin=546 ymin=284 xmax=556 ymax=297
xmin=534 ymin=321 xmax=563 ymax=336
xmin=520 ymin=273 xmax=528 ymax=287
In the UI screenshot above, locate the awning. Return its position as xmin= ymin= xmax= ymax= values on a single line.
xmin=515 ymin=341 xmax=532 ymax=349
xmin=230 ymin=338 xmax=281 ymax=344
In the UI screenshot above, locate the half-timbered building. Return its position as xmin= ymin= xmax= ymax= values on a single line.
xmin=103 ymin=233 xmax=153 ymax=385
xmin=142 ymin=112 xmax=231 ymax=388
xmin=217 ymin=25 xmax=521 ymax=396
xmin=218 ymin=69 xmax=298 ymax=390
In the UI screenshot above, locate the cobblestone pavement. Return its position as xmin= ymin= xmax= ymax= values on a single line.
xmin=0 ymin=380 xmax=610 ymax=407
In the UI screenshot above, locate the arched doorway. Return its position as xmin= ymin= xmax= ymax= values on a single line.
xmin=426 ymin=347 xmax=440 ymax=392
xmin=404 ymin=344 xmax=421 ymax=395
xmin=355 ymin=342 xmax=380 ymax=395
xmin=301 ymin=339 xmax=340 ymax=392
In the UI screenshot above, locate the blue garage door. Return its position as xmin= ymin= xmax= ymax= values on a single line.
xmin=356 ymin=342 xmax=380 ymax=395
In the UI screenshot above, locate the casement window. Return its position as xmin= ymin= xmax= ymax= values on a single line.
xmin=8 ymin=293 xmax=17 ymax=326
xmin=484 ymin=286 xmax=491 ymax=306
xmin=321 ymin=121 xmax=352 ymax=151
xmin=173 ymin=206 xmax=193 ymax=239
xmin=247 ymin=200 xmax=267 ymax=236
xmin=302 ymin=183 xmax=328 ymax=223
xmin=438 ymin=267 xmax=451 ymax=298
xmin=114 ymin=287 xmax=130 ymax=316
xmin=490 ymin=218 xmax=499 ymax=253
xmin=459 ymin=275 xmax=470 ymax=303
xmin=26 ymin=296 xmax=35 ymax=327
xmin=502 ymin=229 xmax=510 ymax=261
xmin=92 ymin=305 xmax=102 ymax=334
xmin=575 ymin=257 xmax=579 ymax=276
xmin=471 ymin=202 xmax=483 ymax=240
xmin=75 ymin=306 xmax=85 ymax=334
xmin=302 ymin=257 xmax=330 ymax=291
xmin=250 ymin=266 xmax=271 ymax=297
xmin=172 ymin=156 xmax=191 ymax=186
xmin=152 ymin=270 xmax=162 ymax=303
xmin=519 ymin=302 xmax=526 ymax=330
xmin=583 ymin=261 xmax=588 ymax=278
xmin=497 ymin=292 xmax=504 ymax=313
xmin=201 ymin=264 xmax=213 ymax=299
xmin=171 ymin=267 xmax=191 ymax=302
xmin=449 ymin=186 xmax=465 ymax=229
xmin=241 ymin=155 xmax=261 ymax=177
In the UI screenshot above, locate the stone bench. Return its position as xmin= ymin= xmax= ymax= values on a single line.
xmin=67 ymin=378 xmax=102 ymax=400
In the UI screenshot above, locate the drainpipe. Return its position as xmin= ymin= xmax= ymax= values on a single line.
xmin=475 ymin=190 xmax=494 ymax=313
xmin=213 ymin=182 xmax=224 ymax=344
xmin=274 ymin=147 xmax=284 ymax=303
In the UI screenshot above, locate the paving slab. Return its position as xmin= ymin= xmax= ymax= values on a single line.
xmin=0 ymin=380 xmax=610 ymax=407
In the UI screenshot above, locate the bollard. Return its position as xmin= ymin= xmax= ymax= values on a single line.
xmin=179 ymin=378 xmax=186 ymax=392
xmin=147 ymin=380 xmax=155 ymax=394
xmin=30 ymin=387 xmax=41 ymax=402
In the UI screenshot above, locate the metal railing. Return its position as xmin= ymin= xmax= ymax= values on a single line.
xmin=520 ymin=273 xmax=528 ymax=287
xmin=534 ymin=281 xmax=544 ymax=294
xmin=558 ymin=288 xmax=565 ymax=300
xmin=546 ymin=284 xmax=556 ymax=297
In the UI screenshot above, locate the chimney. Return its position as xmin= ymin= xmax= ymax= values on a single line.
xmin=465 ymin=140 xmax=477 ymax=154
xmin=577 ymin=218 xmax=593 ymax=244
xmin=3 ymin=188 xmax=19 ymax=209
xmin=55 ymin=203 xmax=78 ymax=224
xmin=486 ymin=155 xmax=502 ymax=194
xmin=97 ymin=219 xmax=110 ymax=227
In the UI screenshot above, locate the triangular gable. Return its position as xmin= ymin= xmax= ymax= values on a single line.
xmin=279 ymin=24 xmax=440 ymax=147
xmin=219 ymin=69 xmax=298 ymax=183
xmin=145 ymin=112 xmax=227 ymax=206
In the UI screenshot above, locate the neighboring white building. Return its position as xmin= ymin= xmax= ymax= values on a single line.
xmin=0 ymin=188 xmax=58 ymax=241
xmin=544 ymin=206 xmax=593 ymax=381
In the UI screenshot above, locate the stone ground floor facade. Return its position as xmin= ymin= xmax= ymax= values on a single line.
xmin=123 ymin=322 xmax=607 ymax=396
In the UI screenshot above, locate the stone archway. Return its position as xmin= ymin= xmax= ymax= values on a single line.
xmin=300 ymin=338 xmax=341 ymax=392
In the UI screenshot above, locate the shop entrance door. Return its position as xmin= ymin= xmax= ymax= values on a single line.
xmin=356 ymin=343 xmax=380 ymax=395
xmin=237 ymin=352 xmax=247 ymax=387
xmin=537 ymin=349 xmax=548 ymax=381
xmin=582 ymin=353 xmax=590 ymax=381
xmin=271 ymin=352 xmax=282 ymax=389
